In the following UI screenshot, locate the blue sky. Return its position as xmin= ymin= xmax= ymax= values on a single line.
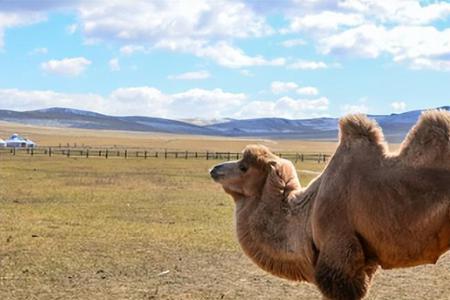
xmin=0 ymin=0 xmax=449 ymax=120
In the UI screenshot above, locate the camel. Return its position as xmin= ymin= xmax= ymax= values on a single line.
xmin=209 ymin=110 xmax=450 ymax=300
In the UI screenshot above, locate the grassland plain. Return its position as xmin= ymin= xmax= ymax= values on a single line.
xmin=0 ymin=121 xmax=339 ymax=153
xmin=0 ymin=123 xmax=447 ymax=300
xmin=1 ymin=155 xmax=450 ymax=300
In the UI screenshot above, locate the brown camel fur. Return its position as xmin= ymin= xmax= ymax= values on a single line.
xmin=209 ymin=110 xmax=450 ymax=300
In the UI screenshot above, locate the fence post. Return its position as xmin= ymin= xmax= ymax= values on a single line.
xmin=227 ymin=152 xmax=231 ymax=160
xmin=155 ymin=151 xmax=158 ymax=158
xmin=185 ymin=151 xmax=188 ymax=159
xmin=86 ymin=149 xmax=89 ymax=158
xmin=67 ymin=149 xmax=70 ymax=158
xmin=175 ymin=152 xmax=178 ymax=158
xmin=49 ymin=147 xmax=52 ymax=157
xmin=164 ymin=149 xmax=167 ymax=159
xmin=144 ymin=151 xmax=147 ymax=159
xmin=105 ymin=149 xmax=109 ymax=159
xmin=125 ymin=150 xmax=128 ymax=159
xmin=206 ymin=151 xmax=209 ymax=160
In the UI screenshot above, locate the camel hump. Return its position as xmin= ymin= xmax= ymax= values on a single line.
xmin=399 ymin=109 xmax=450 ymax=167
xmin=339 ymin=114 xmax=384 ymax=145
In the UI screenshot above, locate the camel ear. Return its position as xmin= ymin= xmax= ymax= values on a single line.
xmin=266 ymin=160 xmax=285 ymax=188
xmin=268 ymin=159 xmax=277 ymax=167
xmin=266 ymin=160 xmax=302 ymax=196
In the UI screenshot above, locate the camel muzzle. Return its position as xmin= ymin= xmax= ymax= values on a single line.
xmin=209 ymin=165 xmax=225 ymax=181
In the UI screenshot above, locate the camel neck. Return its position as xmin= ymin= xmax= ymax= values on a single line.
xmin=234 ymin=178 xmax=320 ymax=283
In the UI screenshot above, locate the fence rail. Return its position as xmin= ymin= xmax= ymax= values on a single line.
xmin=0 ymin=147 xmax=330 ymax=163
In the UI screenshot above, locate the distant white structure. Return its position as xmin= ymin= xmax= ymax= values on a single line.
xmin=0 ymin=139 xmax=6 ymax=148
xmin=5 ymin=134 xmax=37 ymax=148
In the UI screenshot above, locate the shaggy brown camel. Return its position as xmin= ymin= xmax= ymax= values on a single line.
xmin=209 ymin=110 xmax=450 ymax=300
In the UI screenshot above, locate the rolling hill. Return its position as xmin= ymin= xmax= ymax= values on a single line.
xmin=0 ymin=106 xmax=448 ymax=142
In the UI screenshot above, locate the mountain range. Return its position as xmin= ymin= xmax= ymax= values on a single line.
xmin=0 ymin=106 xmax=448 ymax=142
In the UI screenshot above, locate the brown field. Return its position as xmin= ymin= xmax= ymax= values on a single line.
xmin=0 ymin=121 xmax=339 ymax=153
xmin=1 ymin=122 xmax=446 ymax=300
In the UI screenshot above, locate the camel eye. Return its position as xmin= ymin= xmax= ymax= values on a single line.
xmin=239 ymin=165 xmax=248 ymax=173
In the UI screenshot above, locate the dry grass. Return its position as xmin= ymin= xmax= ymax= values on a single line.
xmin=1 ymin=154 xmax=450 ymax=300
xmin=0 ymin=124 xmax=444 ymax=300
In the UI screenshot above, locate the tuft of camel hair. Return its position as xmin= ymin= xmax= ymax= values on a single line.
xmin=210 ymin=109 xmax=450 ymax=300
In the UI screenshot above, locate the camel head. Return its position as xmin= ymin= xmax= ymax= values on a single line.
xmin=210 ymin=145 xmax=301 ymax=201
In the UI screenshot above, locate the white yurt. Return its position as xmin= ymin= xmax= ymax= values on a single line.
xmin=5 ymin=134 xmax=36 ymax=148
xmin=0 ymin=139 xmax=6 ymax=148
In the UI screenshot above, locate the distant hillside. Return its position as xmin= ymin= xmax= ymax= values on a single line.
xmin=0 ymin=108 xmax=218 ymax=136
xmin=0 ymin=106 xmax=448 ymax=142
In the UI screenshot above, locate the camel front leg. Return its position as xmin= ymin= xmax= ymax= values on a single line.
xmin=314 ymin=236 xmax=373 ymax=300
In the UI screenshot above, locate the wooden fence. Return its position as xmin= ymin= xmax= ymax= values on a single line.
xmin=0 ymin=147 xmax=330 ymax=163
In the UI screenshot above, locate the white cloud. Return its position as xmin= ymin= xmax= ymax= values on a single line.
xmin=72 ymin=1 xmax=281 ymax=68
xmin=77 ymin=1 xmax=272 ymax=42
xmin=0 ymin=87 xmax=330 ymax=119
xmin=236 ymin=96 xmax=329 ymax=119
xmin=391 ymin=101 xmax=406 ymax=111
xmin=273 ymin=0 xmax=450 ymax=71
xmin=319 ymin=24 xmax=450 ymax=70
xmin=0 ymin=87 xmax=246 ymax=119
xmin=41 ymin=57 xmax=91 ymax=76
xmin=409 ymin=58 xmax=450 ymax=71
xmin=296 ymin=86 xmax=319 ymax=96
xmin=339 ymin=0 xmax=450 ymax=25
xmin=108 ymin=87 xmax=247 ymax=118
xmin=119 ymin=45 xmax=148 ymax=55
xmin=156 ymin=39 xmax=285 ymax=68
xmin=168 ymin=70 xmax=210 ymax=80
xmin=170 ymin=88 xmax=247 ymax=118
xmin=108 ymin=87 xmax=169 ymax=116
xmin=280 ymin=38 xmax=306 ymax=48
xmin=271 ymin=81 xmax=320 ymax=96
xmin=288 ymin=11 xmax=365 ymax=32
xmin=271 ymin=81 xmax=298 ymax=94
xmin=29 ymin=47 xmax=48 ymax=55
xmin=341 ymin=103 xmax=369 ymax=114
xmin=109 ymin=58 xmax=120 ymax=71
xmin=319 ymin=24 xmax=385 ymax=58
xmin=288 ymin=60 xmax=329 ymax=70
xmin=0 ymin=88 xmax=103 ymax=112
xmin=196 ymin=42 xmax=282 ymax=68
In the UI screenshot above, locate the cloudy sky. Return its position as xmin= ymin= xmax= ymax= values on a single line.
xmin=0 ymin=0 xmax=449 ymax=120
